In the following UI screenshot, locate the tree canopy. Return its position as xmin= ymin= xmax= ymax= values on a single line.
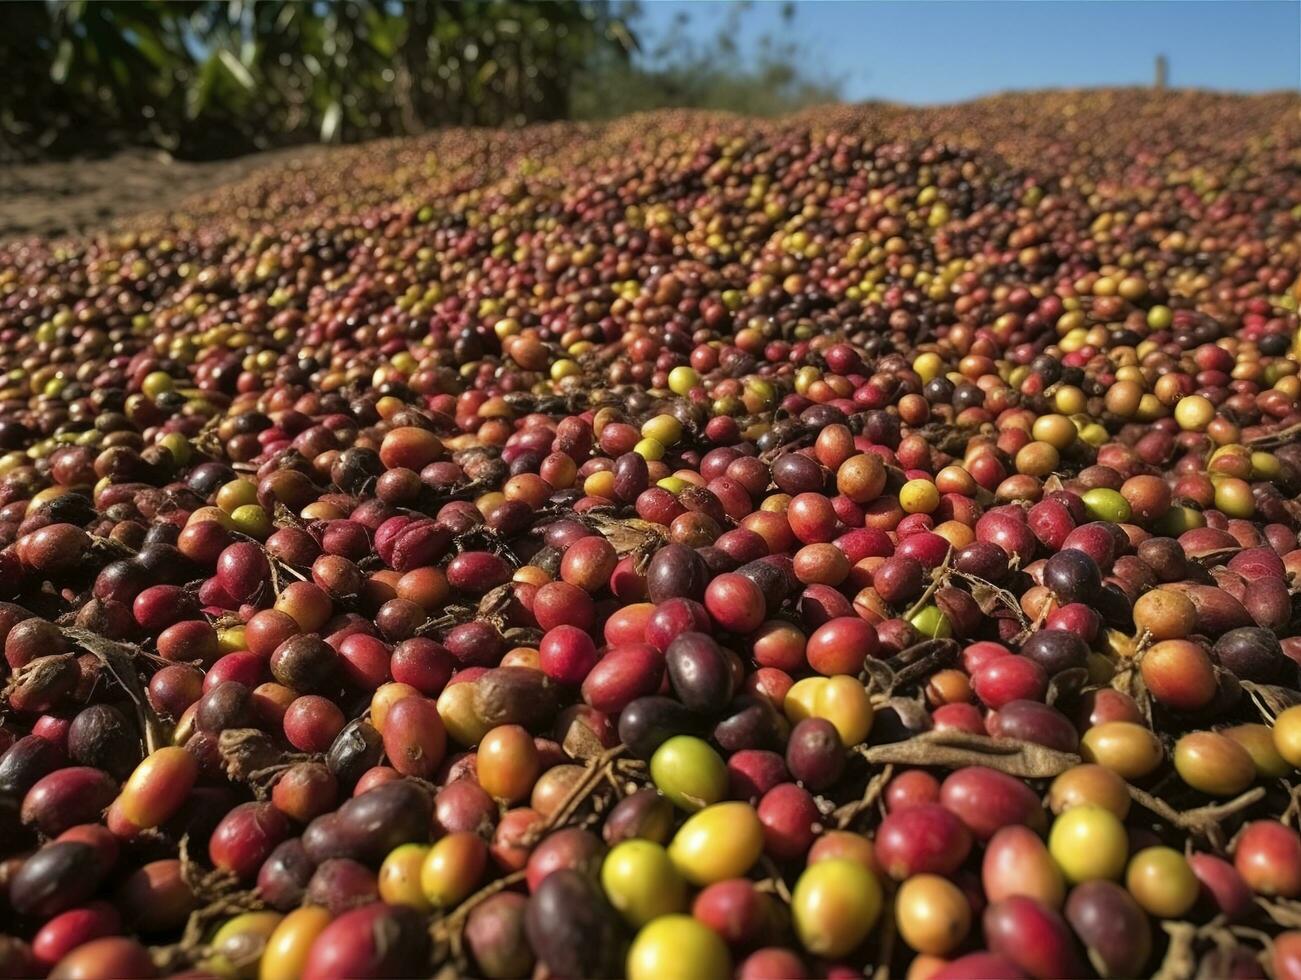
xmin=0 ymin=0 xmax=841 ymax=160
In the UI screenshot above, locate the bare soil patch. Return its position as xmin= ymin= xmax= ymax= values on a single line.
xmin=0 ymin=145 xmax=325 ymax=241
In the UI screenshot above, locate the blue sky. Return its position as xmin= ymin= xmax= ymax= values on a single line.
xmin=634 ymin=1 xmax=1301 ymax=104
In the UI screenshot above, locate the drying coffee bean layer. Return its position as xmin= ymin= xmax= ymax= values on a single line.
xmin=1 ymin=90 xmax=1301 ymax=979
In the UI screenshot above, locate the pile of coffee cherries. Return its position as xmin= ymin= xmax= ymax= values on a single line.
xmin=1 ymin=90 xmax=1301 ymax=979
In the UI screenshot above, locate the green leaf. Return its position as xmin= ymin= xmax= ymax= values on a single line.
xmin=218 ymin=47 xmax=254 ymax=89
xmin=320 ymin=99 xmax=341 ymax=142
xmin=187 ymin=55 xmax=218 ymax=119
xmin=50 ymin=39 xmax=73 ymax=83
xmin=127 ymin=27 xmax=171 ymax=69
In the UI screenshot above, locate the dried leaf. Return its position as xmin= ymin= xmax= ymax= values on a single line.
xmin=417 ymin=603 xmax=477 ymax=635
xmin=530 ymin=546 xmax=563 ymax=578
xmin=1188 ymin=546 xmax=1240 ymax=568
xmin=271 ymin=500 xmax=307 ymax=530
xmin=1112 ymin=665 xmax=1155 ymax=726
xmin=957 ymin=571 xmax=1030 ymax=629
xmin=1256 ymin=897 xmax=1301 ymax=929
xmin=859 ymin=730 xmax=1079 ymax=778
xmin=862 ymin=658 xmax=895 ymax=698
xmin=62 ymin=627 xmax=168 ymax=754
xmin=631 ymin=534 xmax=660 ymax=576
xmin=476 ymin=584 xmax=515 ymax=629
xmin=89 ymin=534 xmax=136 ymax=560
xmin=914 ymin=421 xmax=973 ymax=457
xmin=1241 ymin=680 xmax=1301 ymax=724
xmin=502 ymin=626 xmax=542 ymax=647
xmin=559 ymin=714 xmax=608 ymax=763
xmin=192 ymin=414 xmax=223 ymax=456
xmin=218 ymin=728 xmax=311 ymax=792
xmin=589 ymin=514 xmax=666 ymax=556
xmin=887 ymin=637 xmax=960 ymax=674
xmin=878 ymin=696 xmax=933 ymax=734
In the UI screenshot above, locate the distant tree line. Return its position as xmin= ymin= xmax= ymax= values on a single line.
xmin=0 ymin=0 xmax=841 ymax=161
xmin=573 ymin=2 xmax=841 ymax=120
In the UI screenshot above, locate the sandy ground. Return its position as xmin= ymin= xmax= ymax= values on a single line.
xmin=0 ymin=145 xmax=325 ymax=241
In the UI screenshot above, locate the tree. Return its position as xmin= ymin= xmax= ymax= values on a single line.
xmin=572 ymin=1 xmax=842 ymax=120
xmin=0 ymin=0 xmax=840 ymax=160
xmin=0 ymin=1 xmax=636 ymax=159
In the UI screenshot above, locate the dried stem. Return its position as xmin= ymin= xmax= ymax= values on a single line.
xmin=902 ymin=548 xmax=953 ymax=621
xmin=1128 ymin=785 xmax=1265 ymax=840
xmin=833 ymin=764 xmax=893 ymax=829
xmin=757 ymin=855 xmax=792 ymax=904
xmin=523 ymin=744 xmax=626 ymax=845
xmin=431 ymin=869 xmax=528 ymax=955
